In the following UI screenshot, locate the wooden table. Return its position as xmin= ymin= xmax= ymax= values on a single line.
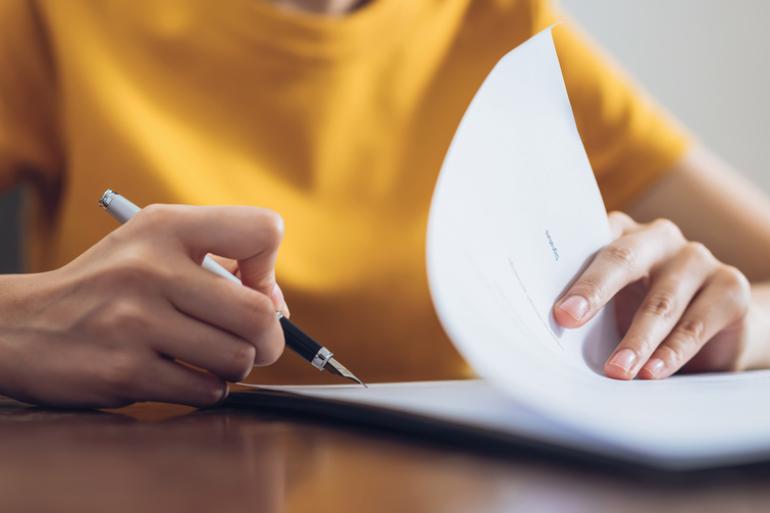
xmin=0 ymin=397 xmax=768 ymax=513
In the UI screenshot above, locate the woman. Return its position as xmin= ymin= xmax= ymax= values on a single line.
xmin=1 ymin=0 xmax=769 ymax=407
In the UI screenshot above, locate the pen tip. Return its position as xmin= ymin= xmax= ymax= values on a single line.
xmin=325 ymin=358 xmax=368 ymax=388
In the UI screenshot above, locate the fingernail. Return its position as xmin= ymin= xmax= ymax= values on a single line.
xmin=558 ymin=295 xmax=590 ymax=321
xmin=271 ymin=283 xmax=290 ymax=318
xmin=643 ymin=358 xmax=666 ymax=378
xmin=608 ymin=349 xmax=637 ymax=373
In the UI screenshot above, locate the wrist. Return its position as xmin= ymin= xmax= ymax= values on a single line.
xmin=0 ymin=273 xmax=49 ymax=328
xmin=735 ymin=283 xmax=770 ymax=370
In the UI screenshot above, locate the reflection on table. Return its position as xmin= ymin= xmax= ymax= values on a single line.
xmin=0 ymin=397 xmax=767 ymax=513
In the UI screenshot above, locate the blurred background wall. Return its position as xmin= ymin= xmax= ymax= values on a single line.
xmin=560 ymin=0 xmax=770 ymax=191
xmin=0 ymin=0 xmax=767 ymax=273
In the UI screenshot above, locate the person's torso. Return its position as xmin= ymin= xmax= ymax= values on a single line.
xmin=29 ymin=0 xmax=556 ymax=382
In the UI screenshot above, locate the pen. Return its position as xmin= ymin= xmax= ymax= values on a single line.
xmin=97 ymin=189 xmax=366 ymax=387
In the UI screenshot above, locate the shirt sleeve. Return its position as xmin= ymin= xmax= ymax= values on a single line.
xmin=0 ymin=0 xmax=61 ymax=192
xmin=533 ymin=3 xmax=691 ymax=211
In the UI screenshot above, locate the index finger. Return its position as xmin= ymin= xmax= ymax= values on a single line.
xmin=135 ymin=204 xmax=284 ymax=296
xmin=553 ymin=219 xmax=685 ymax=328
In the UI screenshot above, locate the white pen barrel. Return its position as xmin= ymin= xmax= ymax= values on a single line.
xmin=104 ymin=193 xmax=141 ymax=223
xmin=101 ymin=190 xmax=241 ymax=285
xmin=202 ymin=256 xmax=242 ymax=284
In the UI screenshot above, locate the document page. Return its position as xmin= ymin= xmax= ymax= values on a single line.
xmin=239 ymin=28 xmax=770 ymax=469
xmin=425 ymin=27 xmax=770 ymax=463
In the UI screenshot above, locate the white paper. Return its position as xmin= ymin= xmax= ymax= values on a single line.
xmin=248 ymin=28 xmax=770 ymax=469
xmin=425 ymin=27 xmax=770 ymax=466
xmin=248 ymin=378 xmax=770 ymax=468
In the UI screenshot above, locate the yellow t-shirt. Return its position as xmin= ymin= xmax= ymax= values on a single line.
xmin=0 ymin=0 xmax=688 ymax=383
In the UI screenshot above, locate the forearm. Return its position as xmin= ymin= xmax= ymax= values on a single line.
xmin=627 ymin=145 xmax=770 ymax=282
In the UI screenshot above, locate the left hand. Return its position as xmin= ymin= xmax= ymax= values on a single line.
xmin=553 ymin=211 xmax=752 ymax=380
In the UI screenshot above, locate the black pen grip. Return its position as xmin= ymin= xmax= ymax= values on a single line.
xmin=279 ymin=316 xmax=323 ymax=362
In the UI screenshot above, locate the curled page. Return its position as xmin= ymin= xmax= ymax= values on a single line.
xmin=427 ymin=27 xmax=618 ymax=406
xmin=426 ymin=27 xmax=770 ymax=461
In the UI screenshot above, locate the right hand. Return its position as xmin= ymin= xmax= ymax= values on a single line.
xmin=0 ymin=204 xmax=288 ymax=408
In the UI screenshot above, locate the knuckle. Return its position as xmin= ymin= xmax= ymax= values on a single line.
xmin=670 ymin=318 xmax=706 ymax=354
xmin=608 ymin=210 xmax=632 ymax=222
xmin=679 ymin=318 xmax=706 ymax=339
xmin=717 ymin=265 xmax=751 ymax=308
xmin=717 ymin=265 xmax=750 ymax=291
xmin=104 ymin=300 xmax=146 ymax=332
xmin=608 ymin=211 xmax=635 ymax=227
xmin=651 ymin=218 xmax=683 ymax=240
xmin=604 ymin=243 xmax=636 ymax=268
xmin=258 ymin=209 xmax=285 ymax=245
xmin=657 ymin=345 xmax=686 ymax=367
xmin=641 ymin=291 xmax=676 ymax=318
xmin=112 ymin=253 xmax=162 ymax=284
xmin=99 ymin=351 xmax=143 ymax=392
xmin=133 ymin=203 xmax=174 ymax=226
xmin=682 ymin=241 xmax=713 ymax=262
